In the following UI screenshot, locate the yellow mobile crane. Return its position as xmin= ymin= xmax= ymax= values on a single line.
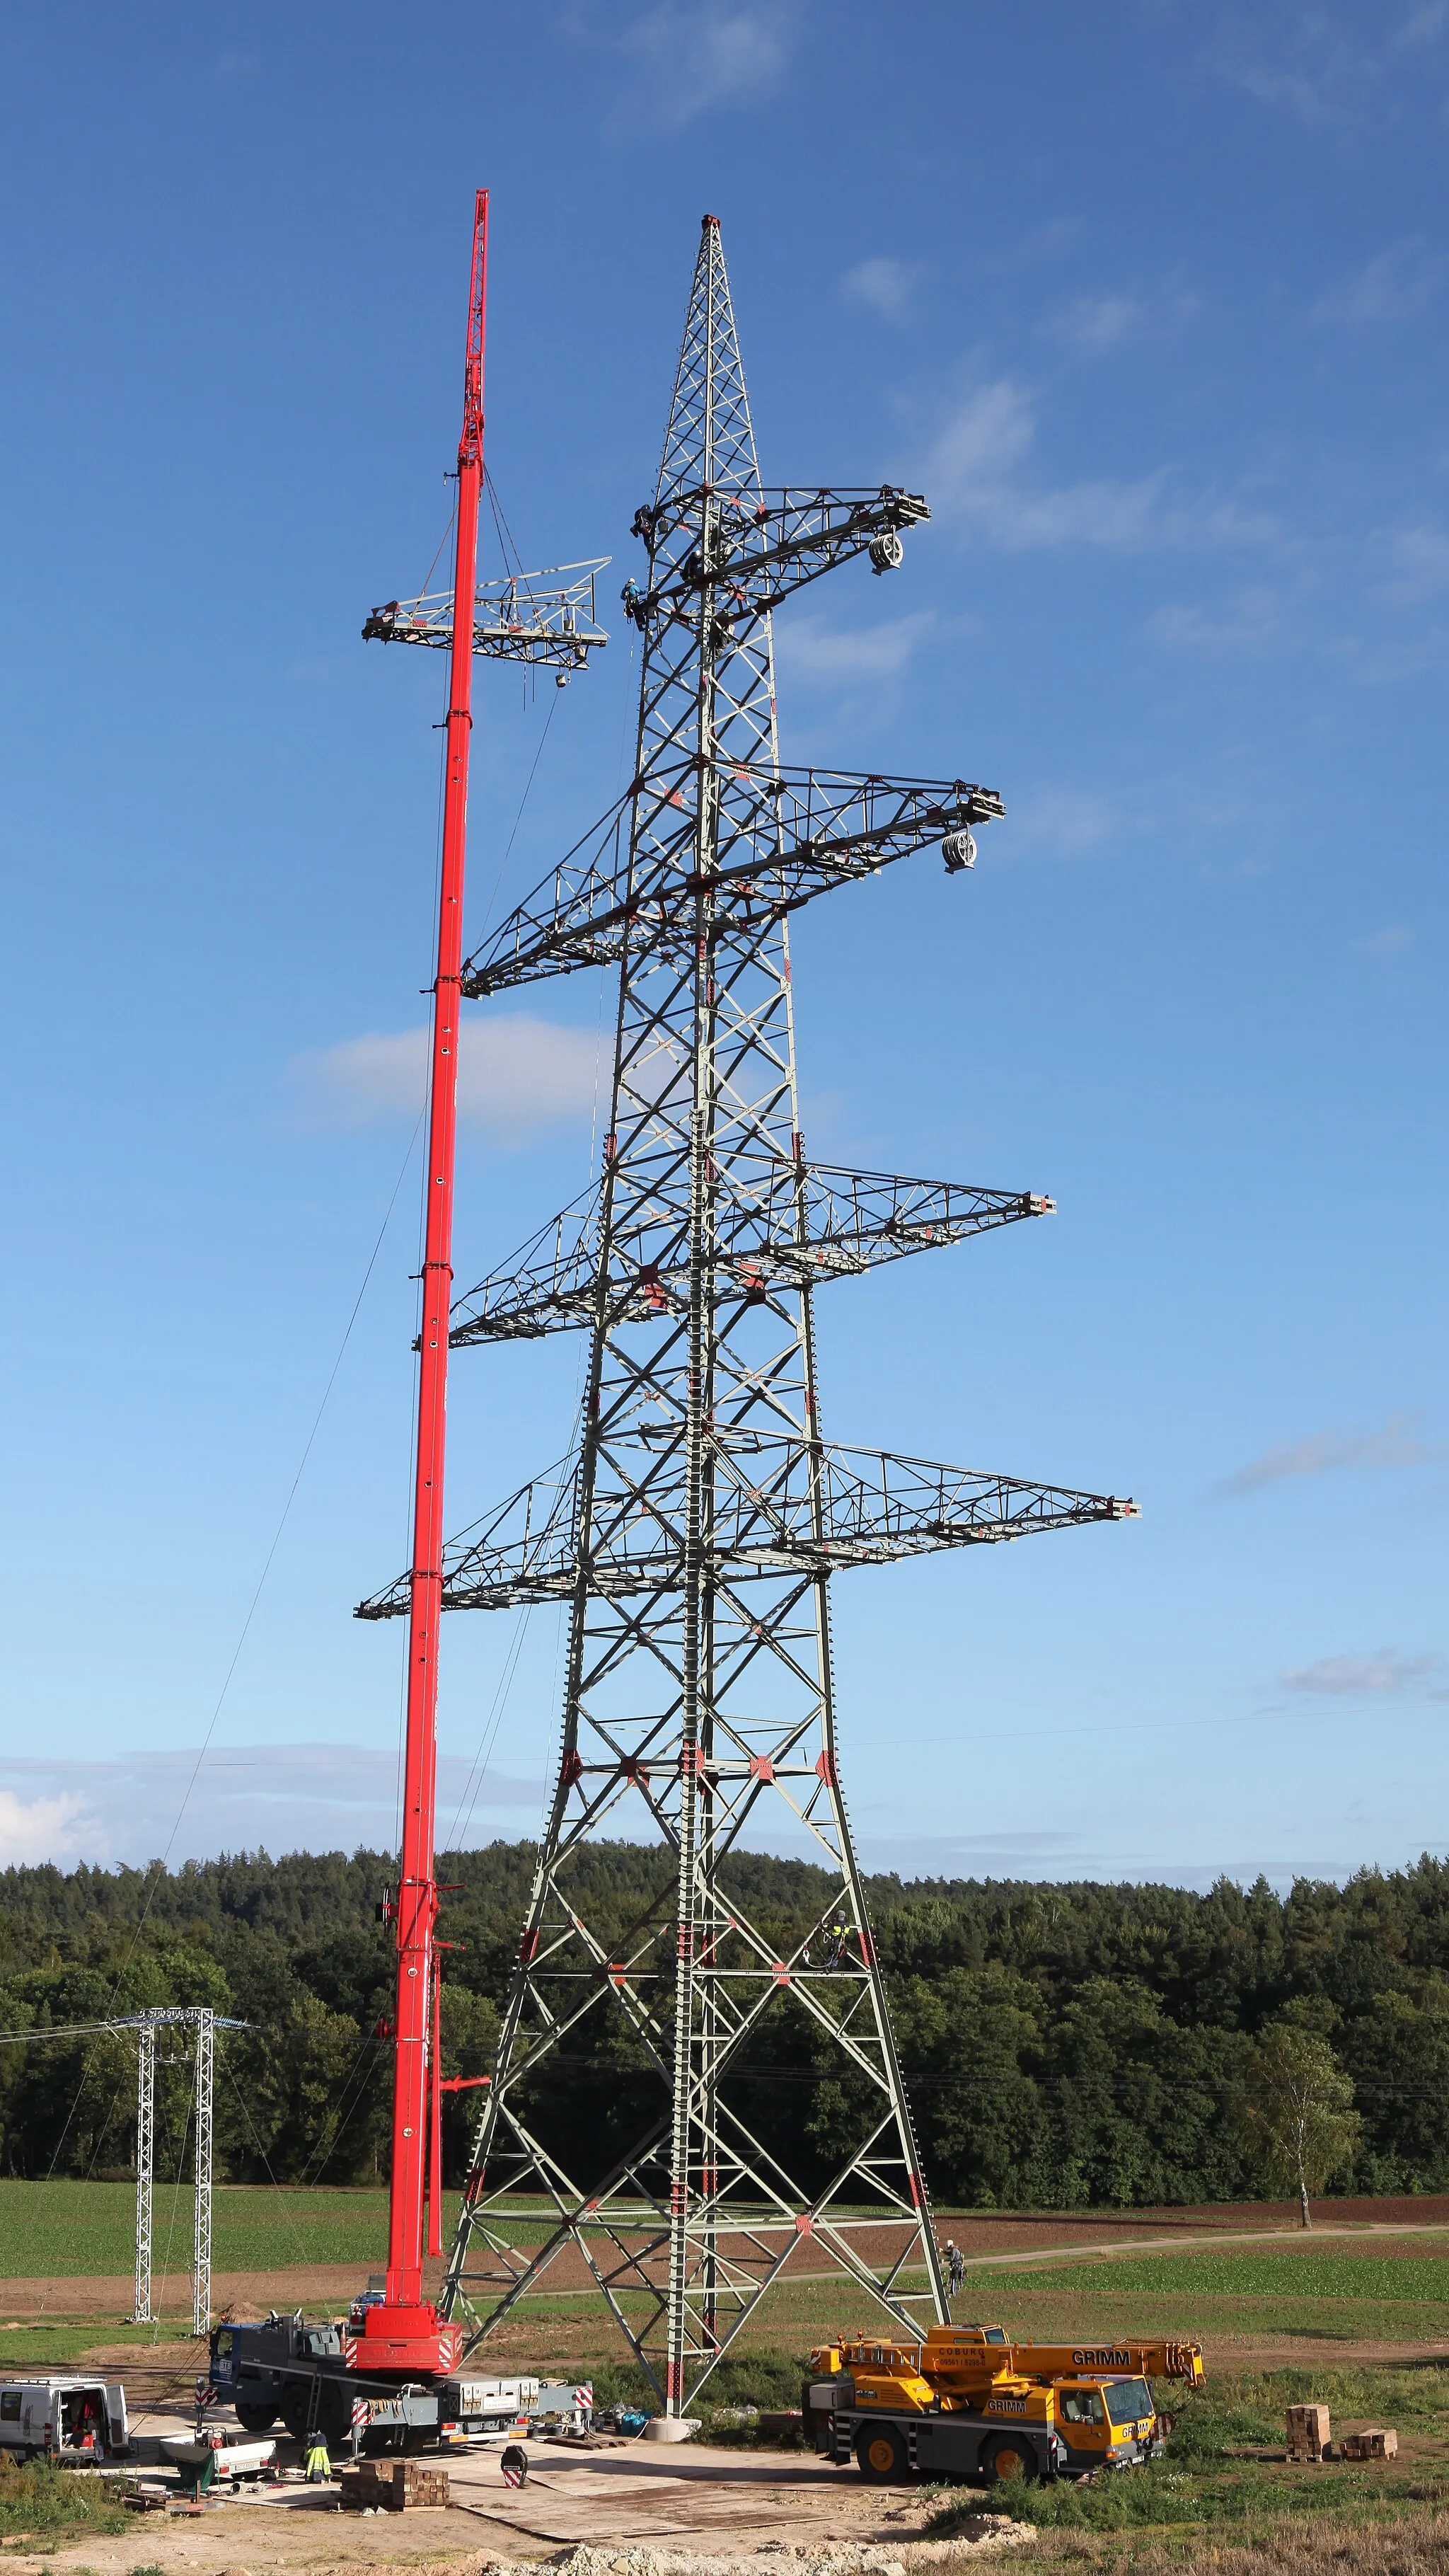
xmin=804 ymin=2324 xmax=1206 ymax=2485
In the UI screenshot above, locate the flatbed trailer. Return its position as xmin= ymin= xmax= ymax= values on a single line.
xmin=209 ymin=2316 xmax=537 ymax=2450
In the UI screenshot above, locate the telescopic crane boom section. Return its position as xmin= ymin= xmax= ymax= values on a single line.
xmin=918 ymin=2328 xmax=1206 ymax=2391
xmin=355 ymin=188 xmax=606 ymax=2379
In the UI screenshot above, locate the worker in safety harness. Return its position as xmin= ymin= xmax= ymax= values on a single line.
xmin=304 ymin=2430 xmax=332 ymax=2483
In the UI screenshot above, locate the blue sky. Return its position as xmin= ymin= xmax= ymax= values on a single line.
xmin=1 ymin=0 xmax=1444 ymax=1888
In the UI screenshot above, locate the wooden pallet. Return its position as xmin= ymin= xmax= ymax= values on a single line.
xmin=338 ymin=2459 xmax=451 ymax=2512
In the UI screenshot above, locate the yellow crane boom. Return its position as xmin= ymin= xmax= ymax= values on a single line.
xmin=920 ymin=2325 xmax=1205 ymax=2390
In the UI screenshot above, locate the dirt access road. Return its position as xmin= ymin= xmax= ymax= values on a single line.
xmin=5 ymin=2403 xmax=978 ymax=2576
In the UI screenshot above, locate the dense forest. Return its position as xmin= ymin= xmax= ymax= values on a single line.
xmin=4 ymin=1841 xmax=1449 ymax=2207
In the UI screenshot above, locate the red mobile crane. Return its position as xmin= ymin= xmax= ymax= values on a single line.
xmin=207 ymin=194 xmax=607 ymax=2444
xmin=354 ymin=192 xmax=489 ymax=2386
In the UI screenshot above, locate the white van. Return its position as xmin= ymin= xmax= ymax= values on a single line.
xmin=0 ymin=2379 xmax=129 ymax=2461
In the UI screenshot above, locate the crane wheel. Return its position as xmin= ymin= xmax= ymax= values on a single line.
xmin=234 ymin=2398 xmax=277 ymax=2434
xmin=280 ymin=2384 xmax=313 ymax=2444
xmin=981 ymin=2432 xmax=1038 ymax=2486
xmin=855 ymin=2423 xmax=909 ymax=2482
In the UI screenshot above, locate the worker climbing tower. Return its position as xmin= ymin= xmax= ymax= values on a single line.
xmin=360 ymin=216 xmax=1134 ymax=2410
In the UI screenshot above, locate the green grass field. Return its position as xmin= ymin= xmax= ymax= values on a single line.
xmin=0 ymin=2180 xmax=614 ymax=2282
xmin=979 ymin=2249 xmax=1449 ymax=2350
xmin=0 ymin=2179 xmax=401 ymax=2279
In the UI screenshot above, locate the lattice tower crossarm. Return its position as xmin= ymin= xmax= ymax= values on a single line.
xmin=360 ymin=216 xmax=1135 ymax=2411
xmin=363 ymin=558 xmax=608 ymax=674
xmin=445 ymin=1169 xmax=1055 ymax=1345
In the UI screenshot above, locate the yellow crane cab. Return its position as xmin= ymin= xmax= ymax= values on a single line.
xmin=1053 ymin=2376 xmax=1160 ymax=2474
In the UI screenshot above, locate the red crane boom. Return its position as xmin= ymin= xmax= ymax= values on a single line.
xmin=351 ymin=190 xmax=606 ymax=2384
xmin=357 ymin=189 xmax=488 ymax=2377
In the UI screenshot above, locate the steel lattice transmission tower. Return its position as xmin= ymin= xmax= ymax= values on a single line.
xmin=359 ymin=215 xmax=1134 ymax=2411
xmin=127 ymin=2006 xmax=233 ymax=2333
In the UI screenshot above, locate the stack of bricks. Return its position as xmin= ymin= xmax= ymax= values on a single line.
xmin=338 ymin=2458 xmax=451 ymax=2512
xmin=1286 ymin=2404 xmax=1331 ymax=2462
xmin=1338 ymin=2428 xmax=1398 ymax=2461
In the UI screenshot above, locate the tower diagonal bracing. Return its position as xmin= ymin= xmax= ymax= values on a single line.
xmin=359 ymin=216 xmax=1134 ymax=2411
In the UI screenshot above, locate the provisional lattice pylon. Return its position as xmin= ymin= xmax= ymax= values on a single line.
xmin=359 ymin=214 xmax=1135 ymax=2410
xmin=128 ymin=2006 xmax=233 ymax=2335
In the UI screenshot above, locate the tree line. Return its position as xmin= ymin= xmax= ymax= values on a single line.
xmin=1 ymin=1841 xmax=1446 ymax=2207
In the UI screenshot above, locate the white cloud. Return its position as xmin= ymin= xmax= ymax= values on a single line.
xmin=1378 ymin=523 xmax=1449 ymax=603
xmin=1206 ymin=4 xmax=1446 ymax=122
xmin=4 ymin=1746 xmax=545 ymax=1869
xmin=0 ymin=1788 xmax=93 ymax=1866
xmin=1281 ymin=1650 xmax=1442 ymax=1697
xmin=1220 ymin=1412 xmax=1445 ymax=1494
xmin=1203 ymin=6 xmax=1382 ymax=126
xmin=922 ymin=378 xmax=1275 ymax=555
xmin=1149 ymin=586 xmax=1282 ymax=657
xmin=773 ymin=610 xmax=935 ymax=684
xmin=1005 ymin=786 xmax=1118 ymax=857
xmin=611 ymin=0 xmax=801 ymax=127
xmin=1362 ymin=923 xmax=1413 ymax=955
xmin=928 ymin=377 xmax=1035 ymax=497
xmin=1312 ymin=240 xmax=1443 ymax=324
xmin=296 ymin=1017 xmax=602 ymax=1144
xmin=1045 ymin=294 xmax=1148 ymax=353
xmin=841 ymin=258 xmax=921 ymax=321
xmin=933 ymin=378 xmax=1164 ymax=545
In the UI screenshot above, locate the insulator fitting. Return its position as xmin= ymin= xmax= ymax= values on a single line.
xmin=868 ymin=530 xmax=905 ymax=575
